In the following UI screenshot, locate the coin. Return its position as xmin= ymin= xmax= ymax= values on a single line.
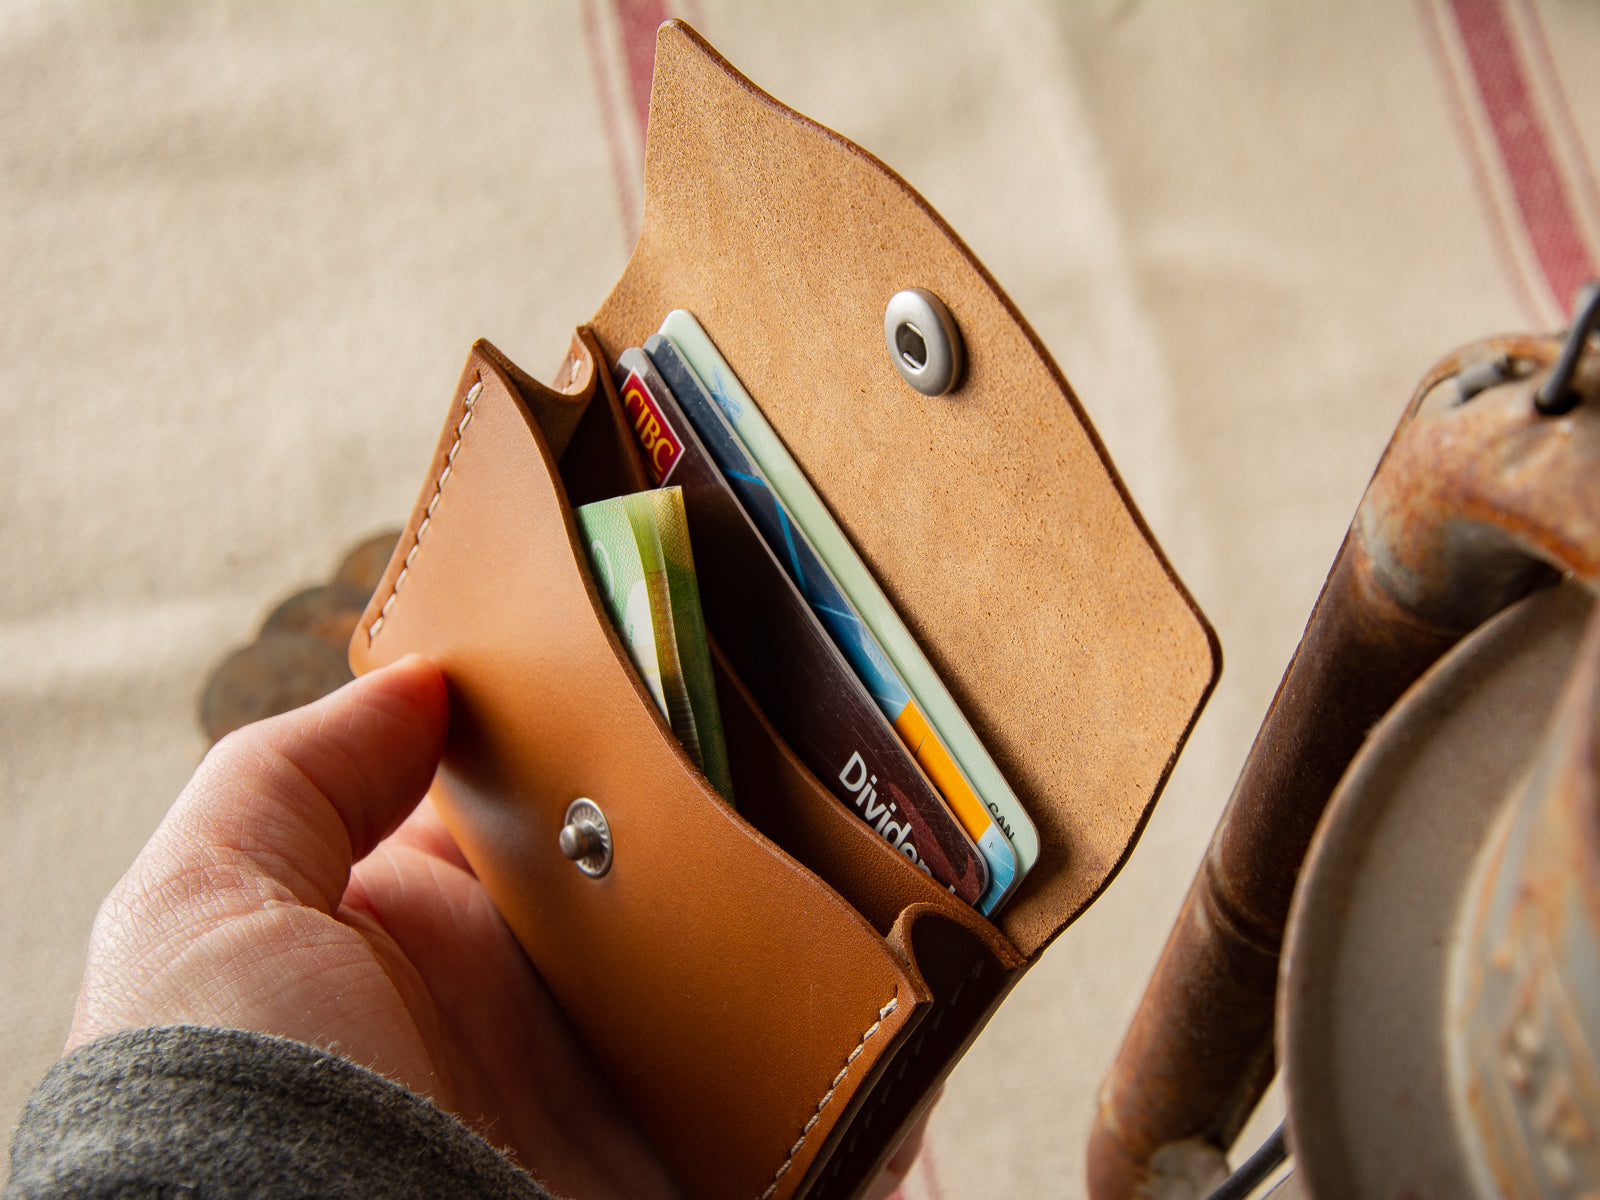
xmin=333 ymin=530 xmax=403 ymax=595
xmin=198 ymin=632 xmax=355 ymax=745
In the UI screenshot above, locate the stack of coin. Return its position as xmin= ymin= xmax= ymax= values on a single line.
xmin=197 ymin=531 xmax=400 ymax=746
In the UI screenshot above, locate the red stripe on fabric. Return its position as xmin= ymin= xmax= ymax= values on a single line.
xmin=1516 ymin=0 xmax=1600 ymax=233
xmin=613 ymin=0 xmax=670 ymax=146
xmin=1449 ymin=0 xmax=1596 ymax=311
xmin=1418 ymin=0 xmax=1545 ymax=323
xmin=580 ymin=0 xmax=640 ymax=245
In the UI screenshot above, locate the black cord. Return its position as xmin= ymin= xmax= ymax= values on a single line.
xmin=1202 ymin=1122 xmax=1288 ymax=1200
xmin=1536 ymin=281 xmax=1600 ymax=415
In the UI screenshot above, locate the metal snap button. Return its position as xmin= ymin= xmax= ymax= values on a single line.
xmin=884 ymin=288 xmax=964 ymax=397
xmin=558 ymin=798 xmax=612 ymax=878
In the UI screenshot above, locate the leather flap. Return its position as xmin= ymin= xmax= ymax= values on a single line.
xmin=591 ymin=23 xmax=1220 ymax=956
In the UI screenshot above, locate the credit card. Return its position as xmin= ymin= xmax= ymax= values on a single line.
xmin=654 ymin=312 xmax=1041 ymax=892
xmin=614 ymin=351 xmax=989 ymax=905
xmin=616 ymin=361 xmax=686 ymax=486
xmin=644 ymin=334 xmax=1024 ymax=914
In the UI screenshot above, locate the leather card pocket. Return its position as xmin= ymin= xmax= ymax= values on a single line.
xmin=353 ymin=343 xmax=937 ymax=1200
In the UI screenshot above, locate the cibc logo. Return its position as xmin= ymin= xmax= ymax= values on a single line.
xmin=619 ymin=370 xmax=684 ymax=484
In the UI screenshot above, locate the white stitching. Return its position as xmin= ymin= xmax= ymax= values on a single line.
xmin=366 ymin=379 xmax=481 ymax=644
xmin=756 ymin=996 xmax=898 ymax=1200
xmin=818 ymin=958 xmax=987 ymax=1197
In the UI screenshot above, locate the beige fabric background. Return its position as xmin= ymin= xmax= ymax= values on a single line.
xmin=4 ymin=2 xmax=1596 ymax=1195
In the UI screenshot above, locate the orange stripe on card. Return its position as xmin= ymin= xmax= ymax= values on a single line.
xmin=891 ymin=703 xmax=988 ymax=838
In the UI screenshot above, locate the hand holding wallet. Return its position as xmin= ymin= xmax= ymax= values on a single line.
xmin=351 ymin=22 xmax=1218 ymax=1200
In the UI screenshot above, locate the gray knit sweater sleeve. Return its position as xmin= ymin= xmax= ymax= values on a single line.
xmin=3 ymin=1025 xmax=560 ymax=1200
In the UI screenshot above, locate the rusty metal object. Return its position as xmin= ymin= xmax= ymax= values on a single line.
xmin=1446 ymin=592 xmax=1600 ymax=1198
xmin=197 ymin=530 xmax=399 ymax=746
xmin=333 ymin=529 xmax=403 ymax=594
xmin=1281 ymin=583 xmax=1591 ymax=1199
xmin=261 ymin=583 xmax=371 ymax=653
xmin=1089 ymin=325 xmax=1600 ymax=1200
xmin=198 ymin=632 xmax=354 ymax=744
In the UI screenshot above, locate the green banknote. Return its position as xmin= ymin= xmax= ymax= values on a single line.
xmin=575 ymin=487 xmax=735 ymax=805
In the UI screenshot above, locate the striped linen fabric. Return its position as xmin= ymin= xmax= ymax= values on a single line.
xmin=2 ymin=4 xmax=1597 ymax=1197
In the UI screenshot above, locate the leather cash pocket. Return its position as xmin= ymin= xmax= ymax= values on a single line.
xmin=352 ymin=339 xmax=1014 ymax=1200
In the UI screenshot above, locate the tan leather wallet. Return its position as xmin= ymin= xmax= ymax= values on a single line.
xmin=350 ymin=22 xmax=1218 ymax=1200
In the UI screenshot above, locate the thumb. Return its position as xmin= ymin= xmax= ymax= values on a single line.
xmin=163 ymin=654 xmax=448 ymax=913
